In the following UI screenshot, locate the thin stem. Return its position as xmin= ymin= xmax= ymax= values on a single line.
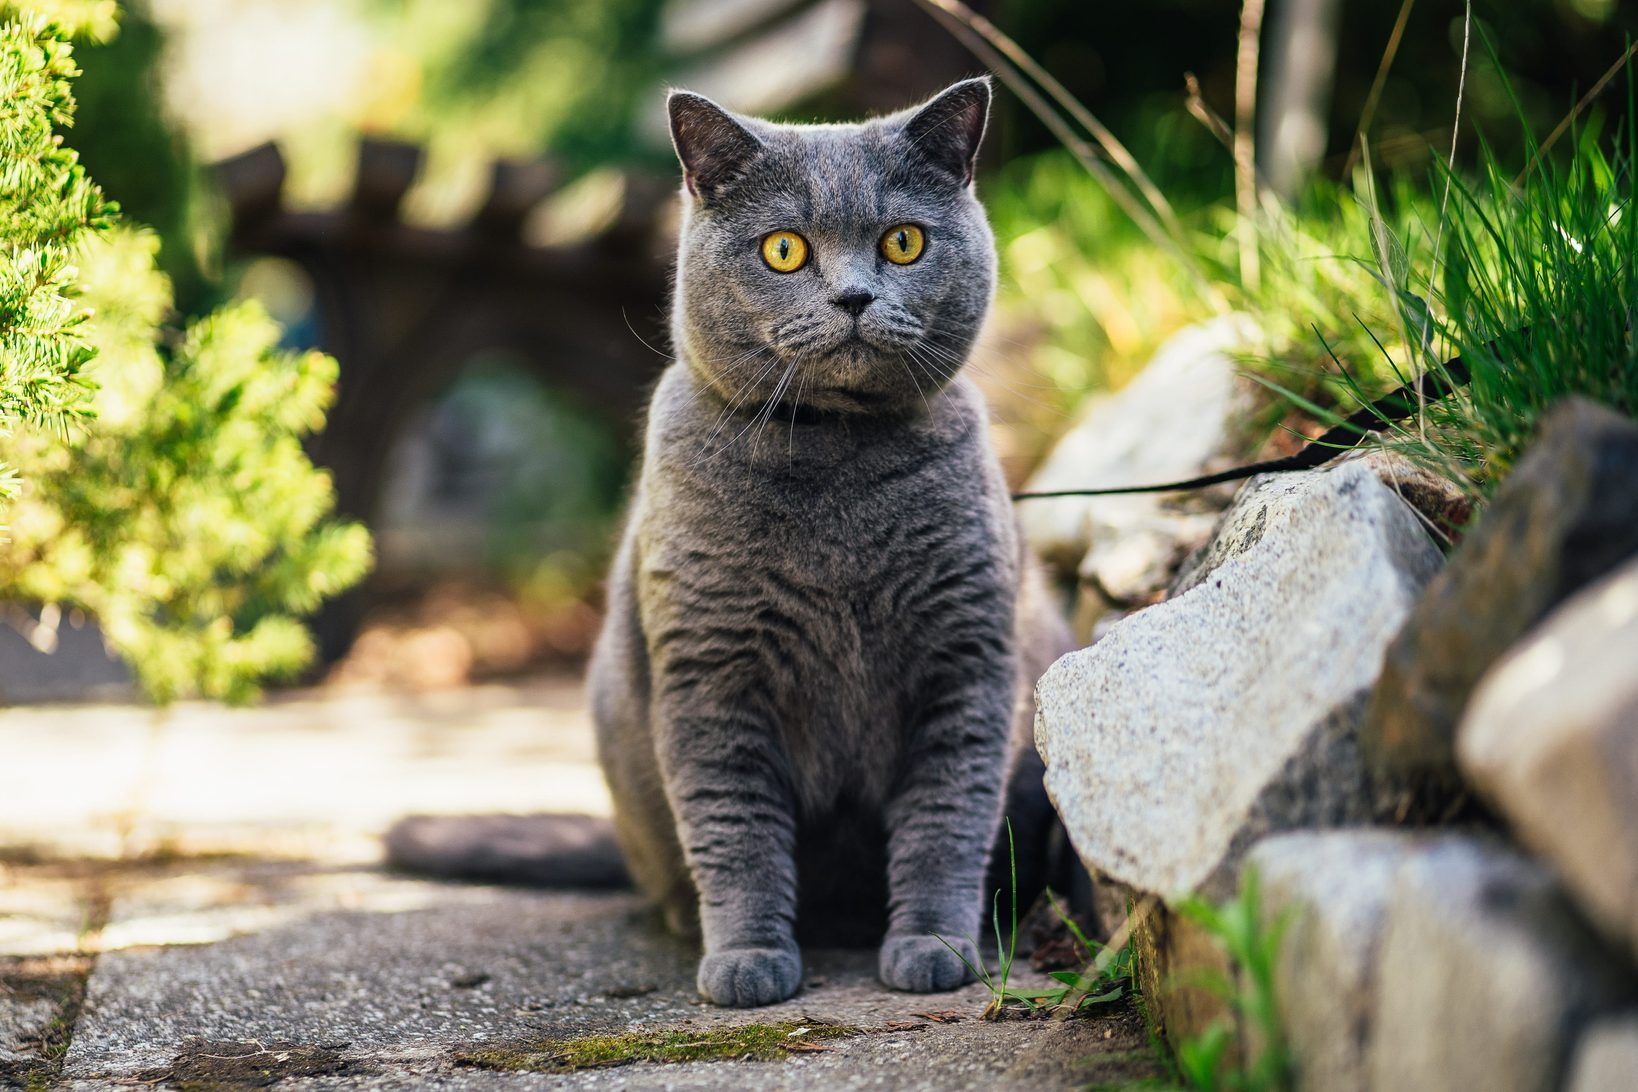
xmin=1425 ymin=0 xmax=1473 ymax=442
xmin=915 ymin=0 xmax=1186 ymax=245
xmin=1516 ymin=39 xmax=1638 ymax=187
xmin=1343 ymin=0 xmax=1418 ymax=178
xmin=1235 ymin=0 xmax=1267 ymax=293
xmin=911 ymin=0 xmax=1227 ymax=312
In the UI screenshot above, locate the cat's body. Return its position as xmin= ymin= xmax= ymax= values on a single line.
xmin=587 ymin=78 xmax=1076 ymax=1007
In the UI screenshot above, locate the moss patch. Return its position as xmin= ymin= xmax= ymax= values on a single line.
xmin=455 ymin=1021 xmax=861 ymax=1072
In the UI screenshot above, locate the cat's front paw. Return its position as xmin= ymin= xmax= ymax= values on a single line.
xmin=879 ymin=934 xmax=977 ymax=992
xmin=697 ymin=946 xmax=803 ymax=1007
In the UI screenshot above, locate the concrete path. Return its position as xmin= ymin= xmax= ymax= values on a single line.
xmin=0 ymin=680 xmax=1164 ymax=1089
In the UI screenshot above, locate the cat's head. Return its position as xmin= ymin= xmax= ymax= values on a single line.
xmin=667 ymin=78 xmax=996 ymax=417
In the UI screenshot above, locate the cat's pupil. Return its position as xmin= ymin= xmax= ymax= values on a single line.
xmin=778 ymin=238 xmax=790 ymax=260
xmin=895 ymin=230 xmax=907 ymax=251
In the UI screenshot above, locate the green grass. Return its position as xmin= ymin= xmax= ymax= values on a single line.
xmin=936 ymin=819 xmax=1134 ymax=1020
xmin=454 ymin=1022 xmax=861 ymax=1072
xmin=1345 ymin=42 xmax=1636 ymax=489
xmin=1170 ymin=869 xmax=1291 ymax=1092
xmin=977 ymin=5 xmax=1637 ymax=498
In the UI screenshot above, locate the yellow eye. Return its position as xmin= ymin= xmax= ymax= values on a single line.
xmin=881 ymin=223 xmax=925 ymax=264
xmin=761 ymin=230 xmax=809 ymax=273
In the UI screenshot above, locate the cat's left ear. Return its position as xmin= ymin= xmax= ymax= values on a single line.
xmin=902 ymin=77 xmax=991 ymax=184
xmin=668 ymin=91 xmax=762 ymax=202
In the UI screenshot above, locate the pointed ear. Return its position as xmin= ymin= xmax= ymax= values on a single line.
xmin=667 ymin=91 xmax=762 ymax=202
xmin=902 ymin=77 xmax=991 ymax=184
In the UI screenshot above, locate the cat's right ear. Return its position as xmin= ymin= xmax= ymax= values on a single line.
xmin=667 ymin=91 xmax=762 ymax=203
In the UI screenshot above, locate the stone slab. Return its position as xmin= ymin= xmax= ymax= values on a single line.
xmin=1566 ymin=1015 xmax=1638 ymax=1092
xmin=1459 ymin=555 xmax=1638 ymax=956
xmin=1248 ymin=830 xmax=1415 ymax=1092
xmin=0 ymin=678 xmax=610 ymax=865
xmin=1019 ymin=316 xmax=1257 ymax=595
xmin=1370 ymin=836 xmax=1636 ymax=1092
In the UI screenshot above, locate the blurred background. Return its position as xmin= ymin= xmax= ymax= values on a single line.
xmin=4 ymin=0 xmax=1635 ymax=697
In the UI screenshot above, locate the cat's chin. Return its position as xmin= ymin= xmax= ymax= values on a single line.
xmin=803 ymin=386 xmax=897 ymax=414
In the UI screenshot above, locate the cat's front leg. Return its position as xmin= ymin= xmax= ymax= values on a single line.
xmin=880 ymin=669 xmax=1013 ymax=992
xmin=655 ymin=696 xmax=802 ymax=1007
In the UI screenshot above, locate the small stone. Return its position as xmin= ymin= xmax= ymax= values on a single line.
xmin=1458 ymin=554 xmax=1638 ymax=956
xmin=1018 ymin=315 xmax=1259 ymax=595
xmin=1566 ymin=1016 xmax=1638 ymax=1092
xmin=1338 ymin=448 xmax=1474 ymax=540
xmin=1364 ymin=398 xmax=1638 ymax=803
xmin=1370 ymin=836 xmax=1635 ymax=1092
xmin=1035 ymin=460 xmax=1441 ymax=900
xmin=1248 ymin=829 xmax=1418 ymax=1092
xmin=0 ymin=991 xmax=56 ymax=1066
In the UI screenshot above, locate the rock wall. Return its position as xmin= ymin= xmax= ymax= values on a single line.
xmin=1019 ymin=367 xmax=1638 ymax=1090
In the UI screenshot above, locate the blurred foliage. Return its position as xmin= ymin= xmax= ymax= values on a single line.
xmin=377 ymin=358 xmax=626 ymax=588
xmin=0 ymin=6 xmax=371 ymax=701
xmin=995 ymin=0 xmax=1638 ymax=189
xmin=11 ymin=0 xmax=113 ymax=38
xmin=986 ymin=150 xmax=1212 ymax=441
xmin=441 ymin=363 xmax=625 ymax=575
xmin=337 ymin=0 xmax=667 ymax=223
xmin=370 ymin=0 xmax=666 ymax=171
xmin=70 ymin=1 xmax=210 ymax=309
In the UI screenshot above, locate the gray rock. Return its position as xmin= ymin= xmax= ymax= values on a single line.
xmin=1364 ymin=398 xmax=1638 ymax=802
xmin=1370 ymin=837 xmax=1636 ymax=1092
xmin=1035 ymin=460 xmax=1442 ymax=899
xmin=1458 ymin=555 xmax=1638 ymax=956
xmin=1248 ymin=830 xmax=1417 ymax=1092
xmin=1566 ymin=1016 xmax=1638 ymax=1092
xmin=1018 ymin=316 xmax=1258 ymax=595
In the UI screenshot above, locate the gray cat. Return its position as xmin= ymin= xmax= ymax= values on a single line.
xmin=588 ymin=77 xmax=1075 ymax=1008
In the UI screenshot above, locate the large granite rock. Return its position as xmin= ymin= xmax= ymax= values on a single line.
xmin=1458 ymin=555 xmax=1638 ymax=955
xmin=1566 ymin=1016 xmax=1638 ymax=1092
xmin=1370 ymin=837 xmax=1635 ymax=1092
xmin=1248 ymin=830 xmax=1417 ymax=1092
xmin=1364 ymin=398 xmax=1638 ymax=800
xmin=1018 ymin=316 xmax=1258 ymax=609
xmin=1034 ymin=460 xmax=1442 ymax=900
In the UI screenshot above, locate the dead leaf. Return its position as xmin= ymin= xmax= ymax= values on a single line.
xmin=913 ymin=1010 xmax=965 ymax=1023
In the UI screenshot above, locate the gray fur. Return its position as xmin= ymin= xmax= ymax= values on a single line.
xmin=588 ymin=78 xmax=1072 ymax=1009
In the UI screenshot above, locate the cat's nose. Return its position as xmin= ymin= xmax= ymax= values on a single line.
xmin=832 ymin=289 xmax=876 ymax=316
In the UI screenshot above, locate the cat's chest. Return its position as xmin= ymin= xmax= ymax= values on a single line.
xmin=655 ymin=452 xmax=997 ymax=613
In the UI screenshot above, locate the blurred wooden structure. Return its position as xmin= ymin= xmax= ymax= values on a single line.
xmin=215 ymin=141 xmax=672 ymax=654
xmin=216 ymin=140 xmax=669 ymax=527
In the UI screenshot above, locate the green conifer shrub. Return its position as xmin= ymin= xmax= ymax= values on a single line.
xmin=0 ymin=3 xmax=372 ymax=702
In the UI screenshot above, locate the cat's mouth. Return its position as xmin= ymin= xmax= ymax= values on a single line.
xmin=825 ymin=328 xmax=907 ymax=357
